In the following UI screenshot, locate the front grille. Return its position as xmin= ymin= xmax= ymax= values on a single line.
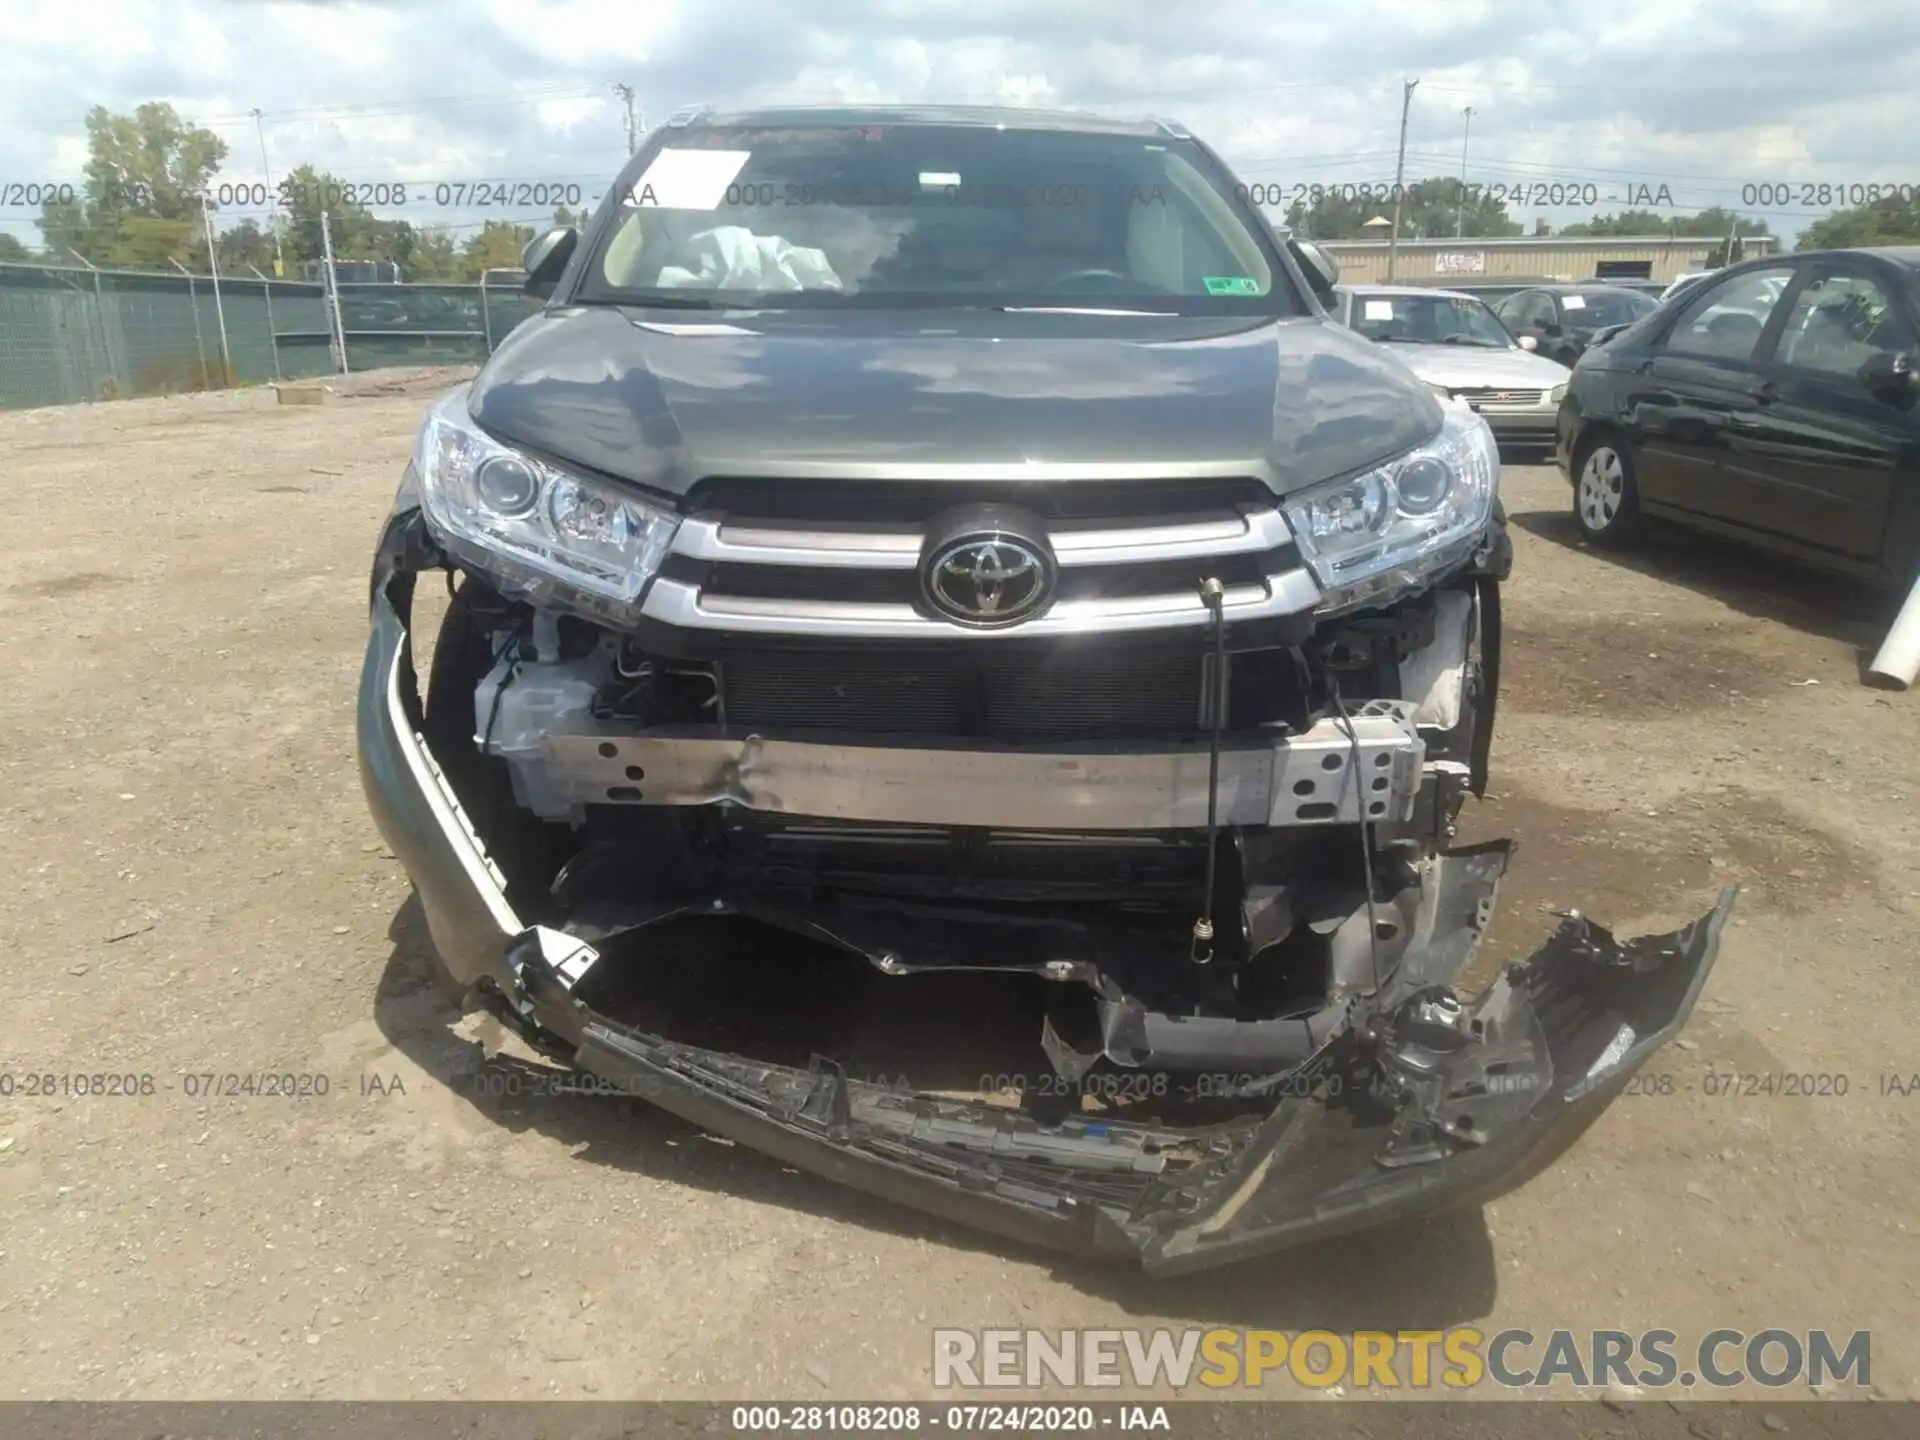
xmin=688 ymin=476 xmax=1275 ymax=525
xmin=640 ymin=477 xmax=1322 ymax=641
xmin=720 ymin=647 xmax=1209 ymax=741
xmin=693 ymin=550 xmax=1274 ymax=607
xmin=1450 ymin=387 xmax=1547 ymax=406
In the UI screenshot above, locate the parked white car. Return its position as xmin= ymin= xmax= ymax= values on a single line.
xmin=1330 ymin=284 xmax=1573 ymax=453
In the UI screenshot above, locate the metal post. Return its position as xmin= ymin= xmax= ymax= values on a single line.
xmin=248 ymin=264 xmax=283 ymax=381
xmin=1455 ymin=106 xmax=1475 ymax=239
xmin=1387 ymin=78 xmax=1420 ymax=281
xmin=200 ymin=193 xmax=233 ymax=386
xmin=479 ymin=278 xmax=494 ymax=353
xmin=63 ymin=246 xmax=119 ymax=399
xmin=251 ymin=107 xmax=286 ymax=277
xmin=319 ymin=210 xmax=350 ymax=375
xmin=169 ymin=257 xmax=210 ymax=388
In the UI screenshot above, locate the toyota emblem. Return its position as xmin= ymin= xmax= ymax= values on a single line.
xmin=924 ymin=535 xmax=1054 ymax=627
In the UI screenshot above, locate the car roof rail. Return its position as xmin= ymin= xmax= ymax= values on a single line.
xmin=1149 ymin=116 xmax=1193 ymax=139
xmin=665 ymin=105 xmax=711 ymax=127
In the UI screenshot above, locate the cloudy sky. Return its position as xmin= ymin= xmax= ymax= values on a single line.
xmin=3 ymin=0 xmax=1916 ymax=252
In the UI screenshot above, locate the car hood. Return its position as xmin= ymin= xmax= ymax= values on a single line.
xmin=466 ymin=305 xmax=1442 ymax=502
xmin=1378 ymin=342 xmax=1571 ymax=389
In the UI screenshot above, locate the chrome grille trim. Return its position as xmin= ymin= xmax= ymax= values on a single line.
xmin=670 ymin=504 xmax=1294 ymax=570
xmin=1451 ymin=387 xmax=1550 ymax=407
xmin=675 ymin=517 xmax=922 ymax=569
xmin=639 ymin=568 xmax=1322 ymax=638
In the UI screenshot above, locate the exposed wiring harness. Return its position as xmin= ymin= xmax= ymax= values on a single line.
xmin=1190 ymin=577 xmax=1229 ymax=965
xmin=1329 ymin=679 xmax=1385 ymax=998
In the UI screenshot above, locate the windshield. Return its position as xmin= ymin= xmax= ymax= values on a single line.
xmin=1345 ymin=291 xmax=1515 ymax=347
xmin=1563 ymin=290 xmax=1657 ymax=327
xmin=575 ymin=123 xmax=1298 ymax=312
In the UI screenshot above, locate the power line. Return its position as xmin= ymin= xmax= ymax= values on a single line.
xmin=190 ymin=86 xmax=607 ymax=126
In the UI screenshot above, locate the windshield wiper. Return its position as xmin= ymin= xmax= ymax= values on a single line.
xmin=1439 ymin=335 xmax=1504 ymax=346
xmin=998 ymin=305 xmax=1179 ymax=316
xmin=607 ymin=293 xmax=724 ymax=310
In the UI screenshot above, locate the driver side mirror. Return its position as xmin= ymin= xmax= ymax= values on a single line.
xmin=1859 ymin=349 xmax=1919 ymax=399
xmin=522 ymin=227 xmax=579 ymax=301
xmin=1288 ymin=239 xmax=1339 ymax=306
xmin=1517 ymin=334 xmax=1539 ymax=351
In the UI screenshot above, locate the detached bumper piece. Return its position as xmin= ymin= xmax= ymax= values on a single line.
xmin=501 ymin=887 xmax=1734 ymax=1275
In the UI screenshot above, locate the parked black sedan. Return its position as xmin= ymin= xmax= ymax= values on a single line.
xmin=1556 ymin=248 xmax=1920 ymax=587
xmin=1492 ymin=284 xmax=1659 ymax=366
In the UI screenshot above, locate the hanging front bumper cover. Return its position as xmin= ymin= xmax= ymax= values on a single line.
xmin=494 ymin=888 xmax=1733 ymax=1275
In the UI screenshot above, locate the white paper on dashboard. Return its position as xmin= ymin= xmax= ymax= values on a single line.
xmin=1562 ymin=294 xmax=1586 ymax=309
xmin=1363 ymin=300 xmax=1395 ymax=320
xmin=632 ymin=149 xmax=752 ymax=209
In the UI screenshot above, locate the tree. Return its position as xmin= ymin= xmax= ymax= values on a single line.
xmin=214 ymin=218 xmax=277 ymax=274
xmin=1798 ymin=193 xmax=1920 ymax=250
xmin=1703 ymin=234 xmax=1747 ymax=267
xmin=1558 ymin=207 xmax=1769 ymax=245
xmin=277 ymin=164 xmax=406 ymax=271
xmin=553 ymin=204 xmax=583 ymax=229
xmin=0 ymin=233 xmax=30 ymax=262
xmin=1557 ymin=208 xmax=1674 ymax=237
xmin=387 ymin=222 xmax=463 ymax=281
xmin=1282 ymin=175 xmax=1521 ymax=240
xmin=37 ymin=102 xmax=228 ymax=267
xmin=460 ymin=219 xmax=537 ymax=279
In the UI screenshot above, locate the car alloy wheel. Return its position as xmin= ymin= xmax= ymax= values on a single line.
xmin=1575 ymin=441 xmax=1639 ymax=544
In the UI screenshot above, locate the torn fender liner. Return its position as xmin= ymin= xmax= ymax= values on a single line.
xmin=509 ymin=889 xmax=1737 ymax=1275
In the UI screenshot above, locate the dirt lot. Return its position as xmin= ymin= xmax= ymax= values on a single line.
xmin=1 ymin=380 xmax=1916 ymax=1404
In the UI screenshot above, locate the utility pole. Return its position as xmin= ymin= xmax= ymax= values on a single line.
xmin=1455 ymin=105 xmax=1475 ymax=239
xmin=614 ymin=84 xmax=639 ymax=154
xmin=250 ymin=107 xmax=286 ymax=277
xmin=1387 ymin=78 xmax=1420 ymax=280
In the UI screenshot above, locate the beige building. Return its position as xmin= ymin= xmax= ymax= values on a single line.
xmin=1318 ymin=234 xmax=1781 ymax=286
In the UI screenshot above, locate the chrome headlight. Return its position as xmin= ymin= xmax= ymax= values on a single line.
xmin=1550 ymin=383 xmax=1568 ymax=404
xmin=412 ymin=388 xmax=679 ymax=623
xmin=1282 ymin=403 xmax=1498 ymax=615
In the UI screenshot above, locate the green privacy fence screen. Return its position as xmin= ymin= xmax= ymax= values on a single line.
xmin=0 ymin=263 xmax=543 ymax=410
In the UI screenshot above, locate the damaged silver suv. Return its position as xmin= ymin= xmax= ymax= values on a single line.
xmin=357 ymin=105 xmax=1733 ymax=1274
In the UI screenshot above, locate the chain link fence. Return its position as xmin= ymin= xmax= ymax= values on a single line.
xmin=0 ymin=262 xmax=541 ymax=410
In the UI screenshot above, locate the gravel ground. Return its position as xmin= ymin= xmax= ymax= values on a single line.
xmin=0 ymin=381 xmax=1915 ymax=1404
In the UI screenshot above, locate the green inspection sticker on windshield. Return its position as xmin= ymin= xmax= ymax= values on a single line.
xmin=1203 ymin=276 xmax=1262 ymax=296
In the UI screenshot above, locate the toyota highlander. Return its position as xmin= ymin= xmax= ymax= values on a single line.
xmin=357 ymin=104 xmax=1733 ymax=1274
